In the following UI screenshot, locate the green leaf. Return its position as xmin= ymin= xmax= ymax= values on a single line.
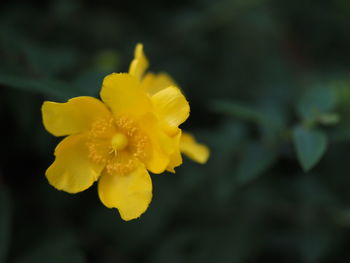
xmin=297 ymin=87 xmax=337 ymax=122
xmin=318 ymin=113 xmax=340 ymax=126
xmin=0 ymin=187 xmax=12 ymax=263
xmin=211 ymin=100 xmax=268 ymax=125
xmin=235 ymin=142 xmax=276 ymax=185
xmin=211 ymin=100 xmax=287 ymax=139
xmin=0 ymin=74 xmax=78 ymax=100
xmin=293 ymin=126 xmax=328 ymax=172
xmin=22 ymin=44 xmax=78 ymax=77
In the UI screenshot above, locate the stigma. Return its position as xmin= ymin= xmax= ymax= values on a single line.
xmin=111 ymin=132 xmax=128 ymax=152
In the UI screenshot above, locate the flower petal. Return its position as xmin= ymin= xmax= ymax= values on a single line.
xmin=167 ymin=131 xmax=183 ymax=173
xmin=100 ymin=73 xmax=152 ymax=118
xmin=42 ymin=96 xmax=111 ymax=137
xmin=46 ymin=134 xmax=104 ymax=194
xmin=129 ymin=43 xmax=149 ymax=80
xmin=180 ymin=132 xmax=210 ymax=164
xmin=142 ymin=72 xmax=176 ymax=96
xmin=151 ymin=86 xmax=190 ymax=136
xmin=137 ymin=113 xmax=174 ymax=174
xmin=98 ymin=165 xmax=152 ymax=221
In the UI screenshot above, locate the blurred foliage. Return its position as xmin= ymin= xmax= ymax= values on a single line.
xmin=2 ymin=0 xmax=350 ymax=262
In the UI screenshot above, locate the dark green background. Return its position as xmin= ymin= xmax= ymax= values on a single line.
xmin=2 ymin=0 xmax=350 ymax=262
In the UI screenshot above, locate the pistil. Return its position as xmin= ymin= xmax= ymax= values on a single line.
xmin=111 ymin=132 xmax=129 ymax=153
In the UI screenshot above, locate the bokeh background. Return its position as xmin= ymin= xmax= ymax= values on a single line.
xmin=2 ymin=0 xmax=350 ymax=262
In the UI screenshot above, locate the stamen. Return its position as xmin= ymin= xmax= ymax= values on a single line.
xmin=87 ymin=116 xmax=151 ymax=175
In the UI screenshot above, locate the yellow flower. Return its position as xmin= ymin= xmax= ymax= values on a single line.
xmin=129 ymin=43 xmax=209 ymax=170
xmin=41 ymin=44 xmax=209 ymax=221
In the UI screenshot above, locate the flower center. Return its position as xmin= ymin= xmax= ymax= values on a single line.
xmin=87 ymin=116 xmax=150 ymax=175
xmin=111 ymin=132 xmax=128 ymax=152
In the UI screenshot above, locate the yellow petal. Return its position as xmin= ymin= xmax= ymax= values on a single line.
xmin=142 ymin=72 xmax=176 ymax=96
xmin=98 ymin=165 xmax=152 ymax=221
xmin=46 ymin=134 xmax=104 ymax=193
xmin=100 ymin=73 xmax=152 ymax=118
xmin=167 ymin=131 xmax=183 ymax=173
xmin=151 ymin=86 xmax=190 ymax=136
xmin=129 ymin=43 xmax=149 ymax=80
xmin=42 ymin=96 xmax=111 ymax=137
xmin=180 ymin=132 xmax=210 ymax=164
xmin=137 ymin=113 xmax=174 ymax=174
